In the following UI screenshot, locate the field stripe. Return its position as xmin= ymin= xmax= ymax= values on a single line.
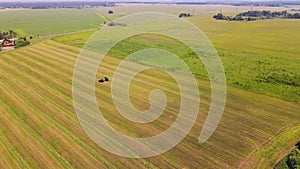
xmin=0 ymin=58 xmax=116 ymax=168
xmin=0 ymin=131 xmax=29 ymax=169
xmin=0 ymin=85 xmax=72 ymax=169
xmin=0 ymin=104 xmax=28 ymax=169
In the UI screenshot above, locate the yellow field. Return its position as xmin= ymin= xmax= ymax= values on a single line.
xmin=0 ymin=39 xmax=300 ymax=168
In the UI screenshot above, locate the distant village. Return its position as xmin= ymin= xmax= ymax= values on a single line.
xmin=0 ymin=30 xmax=30 ymax=52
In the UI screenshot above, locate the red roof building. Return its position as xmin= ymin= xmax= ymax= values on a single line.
xmin=0 ymin=38 xmax=15 ymax=47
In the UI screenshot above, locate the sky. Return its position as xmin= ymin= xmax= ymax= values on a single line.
xmin=0 ymin=0 xmax=279 ymax=2
xmin=0 ymin=0 xmax=292 ymax=3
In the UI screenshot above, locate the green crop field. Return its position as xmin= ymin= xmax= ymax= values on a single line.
xmin=189 ymin=14 xmax=300 ymax=59
xmin=0 ymin=9 xmax=106 ymax=36
xmin=190 ymin=15 xmax=300 ymax=103
xmin=1 ymin=4 xmax=300 ymax=169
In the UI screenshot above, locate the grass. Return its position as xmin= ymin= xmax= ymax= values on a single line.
xmin=52 ymin=31 xmax=96 ymax=48
xmin=0 ymin=9 xmax=106 ymax=36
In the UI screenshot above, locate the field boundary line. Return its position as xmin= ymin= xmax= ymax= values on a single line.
xmin=238 ymin=121 xmax=299 ymax=168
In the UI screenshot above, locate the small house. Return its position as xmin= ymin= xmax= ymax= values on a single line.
xmin=0 ymin=38 xmax=15 ymax=47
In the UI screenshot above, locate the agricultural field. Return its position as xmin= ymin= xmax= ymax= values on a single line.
xmin=1 ymin=3 xmax=300 ymax=169
xmin=54 ymin=19 xmax=300 ymax=103
xmin=1 ymin=39 xmax=300 ymax=168
xmin=190 ymin=15 xmax=300 ymax=59
xmin=190 ymin=15 xmax=300 ymax=102
xmin=0 ymin=9 xmax=106 ymax=36
xmin=97 ymin=4 xmax=300 ymax=102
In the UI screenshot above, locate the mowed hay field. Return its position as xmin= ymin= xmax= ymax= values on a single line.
xmin=1 ymin=4 xmax=300 ymax=169
xmin=0 ymin=38 xmax=300 ymax=168
xmin=0 ymin=9 xmax=106 ymax=36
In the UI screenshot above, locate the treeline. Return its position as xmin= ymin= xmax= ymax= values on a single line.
xmin=0 ymin=30 xmax=17 ymax=40
xmin=230 ymin=1 xmax=300 ymax=7
xmin=175 ymin=1 xmax=300 ymax=7
xmin=213 ymin=10 xmax=300 ymax=21
xmin=15 ymin=37 xmax=30 ymax=48
xmin=292 ymin=9 xmax=300 ymax=12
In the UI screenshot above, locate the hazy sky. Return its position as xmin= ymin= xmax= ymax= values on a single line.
xmin=0 ymin=0 xmax=276 ymax=2
xmin=0 ymin=0 xmax=290 ymax=3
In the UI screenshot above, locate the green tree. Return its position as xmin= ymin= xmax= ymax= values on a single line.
xmin=15 ymin=39 xmax=30 ymax=48
xmin=287 ymin=148 xmax=300 ymax=169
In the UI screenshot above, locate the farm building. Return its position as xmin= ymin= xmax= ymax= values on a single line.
xmin=0 ymin=38 xmax=15 ymax=47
